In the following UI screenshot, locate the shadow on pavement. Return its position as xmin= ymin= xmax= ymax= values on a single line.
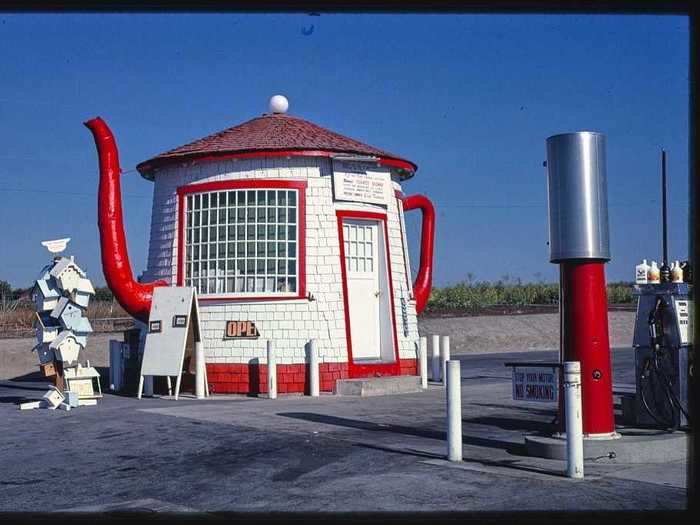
xmin=463 ymin=415 xmax=554 ymax=433
xmin=454 ymin=456 xmax=565 ymax=479
xmin=354 ymin=442 xmax=444 ymax=459
xmin=0 ymin=382 xmax=51 ymax=392
xmin=0 ymin=396 xmax=31 ymax=405
xmin=467 ymin=402 xmax=557 ymax=417
xmin=6 ymin=371 xmax=46 ymax=382
xmin=278 ymin=412 xmax=525 ymax=454
xmin=354 ymin=443 xmax=561 ymax=479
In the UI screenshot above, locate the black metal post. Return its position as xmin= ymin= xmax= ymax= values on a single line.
xmin=662 ymin=149 xmax=668 ymax=266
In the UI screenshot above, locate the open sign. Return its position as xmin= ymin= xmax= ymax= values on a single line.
xmin=225 ymin=320 xmax=260 ymax=339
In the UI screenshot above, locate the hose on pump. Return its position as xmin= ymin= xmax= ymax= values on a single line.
xmin=640 ymin=296 xmax=691 ymax=430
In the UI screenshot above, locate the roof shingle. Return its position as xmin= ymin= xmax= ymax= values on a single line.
xmin=136 ymin=113 xmax=416 ymax=178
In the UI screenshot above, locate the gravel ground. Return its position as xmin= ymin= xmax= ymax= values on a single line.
xmin=418 ymin=311 xmax=635 ymax=355
xmin=0 ymin=311 xmax=635 ymax=380
xmin=0 ymin=333 xmax=115 ymax=380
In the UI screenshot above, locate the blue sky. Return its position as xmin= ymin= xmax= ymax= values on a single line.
xmin=0 ymin=13 xmax=689 ymax=288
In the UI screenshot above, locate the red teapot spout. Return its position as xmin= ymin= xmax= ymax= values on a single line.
xmin=84 ymin=117 xmax=167 ymax=322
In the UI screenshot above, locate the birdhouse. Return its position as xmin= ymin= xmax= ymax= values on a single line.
xmin=64 ymin=364 xmax=102 ymax=399
xmin=34 ymin=311 xmax=61 ymax=343
xmin=42 ymin=386 xmax=65 ymax=409
xmin=49 ymin=256 xmax=86 ymax=293
xmin=33 ymin=342 xmax=56 ymax=365
xmin=50 ymin=297 xmax=84 ymax=331
xmin=72 ymin=316 xmax=93 ymax=348
xmin=71 ymin=277 xmax=95 ymax=308
xmin=33 ymin=278 xmax=61 ymax=312
xmin=85 ymin=96 xmax=436 ymax=396
xmin=50 ymin=330 xmax=82 ymax=364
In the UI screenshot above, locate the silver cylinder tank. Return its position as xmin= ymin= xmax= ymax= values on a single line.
xmin=546 ymin=132 xmax=610 ymax=262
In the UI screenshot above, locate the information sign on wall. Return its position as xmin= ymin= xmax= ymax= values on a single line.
xmin=333 ymin=167 xmax=391 ymax=206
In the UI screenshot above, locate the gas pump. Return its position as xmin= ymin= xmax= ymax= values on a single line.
xmin=632 ymin=283 xmax=692 ymax=429
xmin=631 ymin=149 xmax=693 ymax=430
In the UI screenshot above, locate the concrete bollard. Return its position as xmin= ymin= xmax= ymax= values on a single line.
xmin=309 ymin=339 xmax=320 ymax=397
xmin=446 ymin=360 xmax=463 ymax=462
xmin=267 ymin=340 xmax=277 ymax=399
xmin=195 ymin=341 xmax=205 ymax=399
xmin=440 ymin=335 xmax=451 ymax=386
xmin=419 ymin=336 xmax=428 ymax=389
xmin=564 ymin=361 xmax=584 ymax=478
xmin=431 ymin=334 xmax=441 ymax=381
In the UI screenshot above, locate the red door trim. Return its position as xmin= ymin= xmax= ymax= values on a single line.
xmin=176 ymin=179 xmax=307 ymax=301
xmin=336 ymin=210 xmax=401 ymax=378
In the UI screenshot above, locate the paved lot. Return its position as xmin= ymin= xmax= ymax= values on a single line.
xmin=0 ymin=348 xmax=687 ymax=513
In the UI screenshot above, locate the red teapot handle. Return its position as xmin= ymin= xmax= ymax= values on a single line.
xmin=401 ymin=194 xmax=435 ymax=314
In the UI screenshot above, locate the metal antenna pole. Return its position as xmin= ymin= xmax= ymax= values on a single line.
xmin=662 ymin=149 xmax=668 ymax=267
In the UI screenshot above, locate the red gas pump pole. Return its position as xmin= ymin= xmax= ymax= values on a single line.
xmin=546 ymin=132 xmax=617 ymax=437
xmin=560 ymin=261 xmax=616 ymax=435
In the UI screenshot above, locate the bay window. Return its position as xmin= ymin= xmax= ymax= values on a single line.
xmin=177 ymin=180 xmax=306 ymax=299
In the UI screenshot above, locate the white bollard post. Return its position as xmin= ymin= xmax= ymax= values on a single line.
xmin=440 ymin=335 xmax=451 ymax=386
xmin=431 ymin=334 xmax=441 ymax=382
xmin=419 ymin=336 xmax=428 ymax=389
xmin=564 ymin=361 xmax=584 ymax=479
xmin=309 ymin=339 xmax=320 ymax=397
xmin=267 ymin=340 xmax=277 ymax=400
xmin=446 ymin=360 xmax=463 ymax=462
xmin=195 ymin=341 xmax=205 ymax=399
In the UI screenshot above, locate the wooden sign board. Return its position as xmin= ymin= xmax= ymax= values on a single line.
xmin=225 ymin=320 xmax=260 ymax=339
xmin=139 ymin=287 xmax=203 ymax=400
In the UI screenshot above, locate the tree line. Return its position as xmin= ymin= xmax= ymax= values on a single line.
xmin=0 ymin=280 xmax=114 ymax=302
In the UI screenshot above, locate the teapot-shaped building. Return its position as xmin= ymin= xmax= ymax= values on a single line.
xmin=85 ymin=96 xmax=435 ymax=395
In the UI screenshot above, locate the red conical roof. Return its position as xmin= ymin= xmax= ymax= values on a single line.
xmin=136 ymin=112 xmax=416 ymax=179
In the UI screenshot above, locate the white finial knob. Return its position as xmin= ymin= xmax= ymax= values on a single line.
xmin=269 ymin=95 xmax=289 ymax=114
xmin=41 ymin=237 xmax=71 ymax=254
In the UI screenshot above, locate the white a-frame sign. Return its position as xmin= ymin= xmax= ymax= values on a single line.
xmin=138 ymin=287 xmax=207 ymax=400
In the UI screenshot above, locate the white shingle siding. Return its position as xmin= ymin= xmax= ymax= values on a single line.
xmin=143 ymin=156 xmax=420 ymax=366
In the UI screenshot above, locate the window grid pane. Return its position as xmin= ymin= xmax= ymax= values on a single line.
xmin=344 ymin=223 xmax=375 ymax=274
xmin=184 ymin=188 xmax=298 ymax=295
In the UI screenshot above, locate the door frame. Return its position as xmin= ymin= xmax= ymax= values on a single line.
xmin=336 ymin=210 xmax=401 ymax=378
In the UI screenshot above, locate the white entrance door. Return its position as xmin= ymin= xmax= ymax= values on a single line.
xmin=343 ymin=219 xmax=384 ymax=361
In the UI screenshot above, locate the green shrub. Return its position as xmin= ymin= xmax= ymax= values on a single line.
xmin=426 ymin=280 xmax=634 ymax=313
xmin=606 ymin=281 xmax=634 ymax=304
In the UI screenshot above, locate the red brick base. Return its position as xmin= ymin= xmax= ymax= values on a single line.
xmin=399 ymin=358 xmax=418 ymax=376
xmin=176 ymin=358 xmax=418 ymax=395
